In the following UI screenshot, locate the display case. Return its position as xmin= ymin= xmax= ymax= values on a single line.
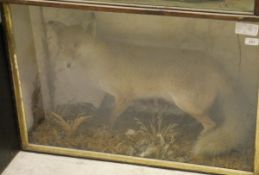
xmin=1 ymin=0 xmax=259 ymax=175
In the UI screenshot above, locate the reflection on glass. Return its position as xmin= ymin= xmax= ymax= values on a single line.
xmin=10 ymin=4 xmax=259 ymax=172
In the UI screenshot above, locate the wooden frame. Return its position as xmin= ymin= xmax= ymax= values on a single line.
xmin=1 ymin=1 xmax=259 ymax=175
xmin=1 ymin=0 xmax=259 ymax=22
xmin=255 ymin=0 xmax=259 ymax=15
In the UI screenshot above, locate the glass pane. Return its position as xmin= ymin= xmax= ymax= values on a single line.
xmin=10 ymin=4 xmax=259 ymax=172
xmin=63 ymin=0 xmax=255 ymax=13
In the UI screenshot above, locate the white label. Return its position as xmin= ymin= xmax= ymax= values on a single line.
xmin=235 ymin=22 xmax=258 ymax=36
xmin=245 ymin=38 xmax=259 ymax=46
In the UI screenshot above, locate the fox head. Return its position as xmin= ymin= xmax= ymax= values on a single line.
xmin=47 ymin=21 xmax=95 ymax=62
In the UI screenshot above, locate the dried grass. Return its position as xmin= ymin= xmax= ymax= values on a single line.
xmin=49 ymin=112 xmax=91 ymax=137
xmin=29 ymin=108 xmax=253 ymax=171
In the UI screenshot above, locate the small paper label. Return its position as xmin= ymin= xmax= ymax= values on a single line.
xmin=245 ymin=38 xmax=259 ymax=46
xmin=235 ymin=22 xmax=258 ymax=36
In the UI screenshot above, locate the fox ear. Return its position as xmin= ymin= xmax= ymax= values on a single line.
xmin=47 ymin=21 xmax=65 ymax=55
xmin=81 ymin=13 xmax=96 ymax=38
xmin=48 ymin=21 xmax=67 ymax=33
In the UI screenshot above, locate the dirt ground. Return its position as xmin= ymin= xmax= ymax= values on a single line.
xmin=29 ymin=101 xmax=254 ymax=172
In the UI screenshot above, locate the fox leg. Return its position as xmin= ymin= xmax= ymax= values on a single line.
xmin=191 ymin=113 xmax=216 ymax=135
xmin=109 ymin=96 xmax=133 ymax=126
xmin=172 ymin=93 xmax=216 ymax=135
xmin=179 ymin=107 xmax=216 ymax=134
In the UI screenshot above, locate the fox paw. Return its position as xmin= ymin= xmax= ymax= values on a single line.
xmin=200 ymin=123 xmax=216 ymax=135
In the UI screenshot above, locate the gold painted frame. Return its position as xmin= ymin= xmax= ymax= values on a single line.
xmin=1 ymin=2 xmax=259 ymax=175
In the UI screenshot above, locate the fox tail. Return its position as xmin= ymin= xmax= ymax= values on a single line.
xmin=193 ymin=81 xmax=254 ymax=156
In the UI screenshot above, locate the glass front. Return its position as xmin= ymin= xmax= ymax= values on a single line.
xmin=9 ymin=4 xmax=259 ymax=172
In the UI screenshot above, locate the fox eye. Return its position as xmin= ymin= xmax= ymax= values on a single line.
xmin=60 ymin=45 xmax=64 ymax=51
xmin=66 ymin=62 xmax=71 ymax=68
xmin=73 ymin=43 xmax=79 ymax=48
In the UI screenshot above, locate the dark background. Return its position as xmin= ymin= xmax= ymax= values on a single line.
xmin=0 ymin=8 xmax=20 ymax=174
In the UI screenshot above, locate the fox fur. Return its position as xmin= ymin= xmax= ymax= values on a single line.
xmin=48 ymin=21 xmax=252 ymax=156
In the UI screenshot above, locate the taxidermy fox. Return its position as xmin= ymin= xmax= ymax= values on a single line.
xmin=48 ymin=21 xmax=252 ymax=157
